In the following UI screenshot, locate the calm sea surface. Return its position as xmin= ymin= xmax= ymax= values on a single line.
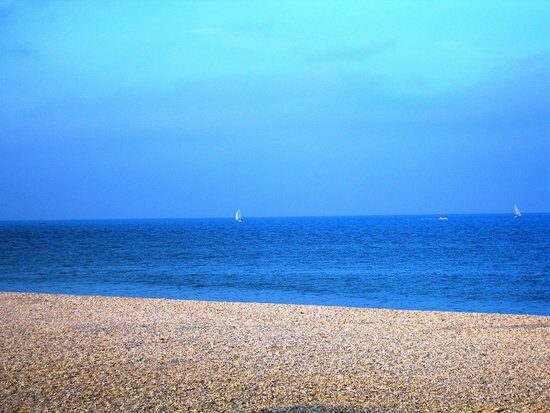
xmin=0 ymin=215 xmax=548 ymax=315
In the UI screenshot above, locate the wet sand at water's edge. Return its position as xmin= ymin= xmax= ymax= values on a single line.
xmin=1 ymin=292 xmax=548 ymax=412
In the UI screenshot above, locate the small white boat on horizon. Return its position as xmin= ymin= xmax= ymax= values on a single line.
xmin=514 ymin=204 xmax=522 ymax=219
xmin=235 ymin=209 xmax=243 ymax=223
xmin=438 ymin=216 xmax=448 ymax=221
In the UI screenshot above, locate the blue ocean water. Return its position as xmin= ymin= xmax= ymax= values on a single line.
xmin=0 ymin=215 xmax=548 ymax=315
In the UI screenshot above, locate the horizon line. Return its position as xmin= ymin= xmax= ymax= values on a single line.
xmin=1 ymin=211 xmax=548 ymax=223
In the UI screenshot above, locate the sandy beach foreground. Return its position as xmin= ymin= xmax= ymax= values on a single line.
xmin=0 ymin=293 xmax=548 ymax=412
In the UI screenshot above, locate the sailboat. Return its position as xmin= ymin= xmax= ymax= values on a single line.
xmin=235 ymin=209 xmax=243 ymax=223
xmin=514 ymin=204 xmax=522 ymax=219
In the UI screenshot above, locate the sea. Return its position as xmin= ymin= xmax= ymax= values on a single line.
xmin=0 ymin=214 xmax=548 ymax=315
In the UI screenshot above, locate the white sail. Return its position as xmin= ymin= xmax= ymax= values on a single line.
xmin=514 ymin=204 xmax=521 ymax=218
xmin=235 ymin=209 xmax=243 ymax=222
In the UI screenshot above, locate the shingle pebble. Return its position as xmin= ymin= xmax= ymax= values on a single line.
xmin=0 ymin=292 xmax=548 ymax=412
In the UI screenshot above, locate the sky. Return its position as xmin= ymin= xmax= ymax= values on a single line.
xmin=0 ymin=0 xmax=548 ymax=220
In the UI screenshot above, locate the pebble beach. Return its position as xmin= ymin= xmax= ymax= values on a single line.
xmin=1 ymin=292 xmax=548 ymax=412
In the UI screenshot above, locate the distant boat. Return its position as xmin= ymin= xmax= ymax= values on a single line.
xmin=514 ymin=204 xmax=522 ymax=219
xmin=438 ymin=216 xmax=448 ymax=221
xmin=235 ymin=209 xmax=243 ymax=223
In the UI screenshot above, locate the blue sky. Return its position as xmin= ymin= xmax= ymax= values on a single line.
xmin=0 ymin=0 xmax=548 ymax=219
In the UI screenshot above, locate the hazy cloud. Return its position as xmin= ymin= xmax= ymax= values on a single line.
xmin=311 ymin=38 xmax=398 ymax=61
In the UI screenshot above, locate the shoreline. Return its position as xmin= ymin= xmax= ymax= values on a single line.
xmin=1 ymin=292 xmax=548 ymax=411
xmin=2 ymin=290 xmax=545 ymax=317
